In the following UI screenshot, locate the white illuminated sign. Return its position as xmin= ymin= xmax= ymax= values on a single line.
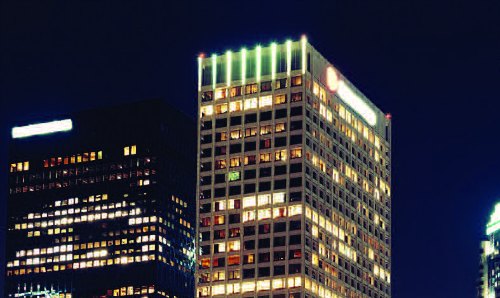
xmin=337 ymin=81 xmax=377 ymax=126
xmin=12 ymin=119 xmax=73 ymax=139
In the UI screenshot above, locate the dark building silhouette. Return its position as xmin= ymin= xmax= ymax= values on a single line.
xmin=5 ymin=100 xmax=196 ymax=297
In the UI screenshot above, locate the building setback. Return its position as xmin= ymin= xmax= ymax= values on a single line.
xmin=196 ymin=36 xmax=392 ymax=298
xmin=5 ymin=100 xmax=196 ymax=297
xmin=478 ymin=203 xmax=500 ymax=298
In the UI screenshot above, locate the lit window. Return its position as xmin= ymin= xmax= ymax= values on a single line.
xmin=290 ymin=147 xmax=302 ymax=159
xmin=259 ymin=95 xmax=272 ymax=108
xmin=275 ymin=123 xmax=286 ymax=133
xmin=215 ymin=104 xmax=228 ymax=115
xmin=259 ymin=153 xmax=271 ymax=163
xmin=230 ymin=130 xmax=242 ymax=140
xmin=215 ymin=88 xmax=227 ymax=100
xmin=242 ymin=196 xmax=256 ymax=208
xmin=242 ymin=211 xmax=255 ymax=222
xmin=229 ymin=157 xmax=241 ymax=168
xmin=274 ymin=94 xmax=287 ymax=105
xmin=229 ymin=101 xmax=242 ymax=112
xmin=257 ymin=194 xmax=271 ymax=206
xmin=273 ymin=192 xmax=285 ymax=204
xmin=275 ymin=149 xmax=287 ymax=161
xmin=200 ymin=105 xmax=213 ymax=117
xmin=260 ymin=125 xmax=272 ymax=135
xmin=288 ymin=205 xmax=302 ymax=216
xmin=258 ymin=209 xmax=271 ymax=220
xmin=245 ymin=127 xmax=257 ymax=137
xmin=244 ymin=98 xmax=257 ymax=110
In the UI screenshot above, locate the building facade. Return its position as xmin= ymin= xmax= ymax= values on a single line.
xmin=196 ymin=37 xmax=392 ymax=298
xmin=6 ymin=100 xmax=196 ymax=297
xmin=478 ymin=203 xmax=500 ymax=298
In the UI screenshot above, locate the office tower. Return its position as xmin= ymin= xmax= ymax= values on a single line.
xmin=196 ymin=36 xmax=392 ymax=298
xmin=478 ymin=203 xmax=500 ymax=298
xmin=6 ymin=100 xmax=196 ymax=297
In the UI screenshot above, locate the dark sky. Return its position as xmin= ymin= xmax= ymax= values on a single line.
xmin=1 ymin=0 xmax=499 ymax=297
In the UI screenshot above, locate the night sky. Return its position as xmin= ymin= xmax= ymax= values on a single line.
xmin=1 ymin=1 xmax=499 ymax=297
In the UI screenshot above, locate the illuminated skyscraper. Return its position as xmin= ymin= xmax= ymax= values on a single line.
xmin=196 ymin=37 xmax=392 ymax=298
xmin=478 ymin=203 xmax=500 ymax=298
xmin=6 ymin=100 xmax=196 ymax=297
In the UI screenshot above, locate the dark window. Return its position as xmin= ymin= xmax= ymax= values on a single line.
xmin=290 ymin=106 xmax=302 ymax=116
xmin=259 ymin=238 xmax=270 ymax=248
xmin=244 ymin=169 xmax=256 ymax=179
xmin=289 ymin=177 xmax=302 ymax=187
xmin=290 ymin=134 xmax=302 ymax=145
xmin=274 ymin=179 xmax=286 ymax=190
xmin=245 ymin=141 xmax=256 ymax=151
xmin=289 ymin=264 xmax=301 ymax=274
xmin=289 ymin=235 xmax=301 ymax=245
xmin=275 ymin=109 xmax=287 ymax=119
xmin=274 ymin=265 xmax=285 ymax=275
xmin=229 ymin=214 xmax=240 ymax=224
xmin=259 ymin=181 xmax=271 ymax=192
xmin=258 ymin=267 xmax=270 ymax=277
xmin=274 ymin=236 xmax=286 ymax=247
xmin=243 ymin=268 xmax=255 ymax=278
xmin=274 ymin=165 xmax=286 ymax=175
xmin=260 ymin=167 xmax=272 ymax=177
xmin=245 ymin=113 xmax=257 ymax=123
xmin=229 ymin=185 xmax=241 ymax=196
xmin=275 ymin=137 xmax=287 ymax=147
xmin=244 ymin=240 xmax=255 ymax=250
xmin=290 ymin=163 xmax=302 ymax=173
xmin=258 ymin=252 xmax=271 ymax=263
xmin=290 ymin=220 xmax=301 ymax=230
xmin=214 ymin=187 xmax=225 ymax=197
xmin=244 ymin=183 xmax=256 ymax=193
xmin=216 ymin=118 xmax=227 ymax=128
xmin=244 ymin=226 xmax=255 ymax=236
xmin=230 ymin=143 xmax=242 ymax=153
xmin=260 ymin=111 xmax=272 ymax=121
xmin=231 ymin=116 xmax=242 ymax=126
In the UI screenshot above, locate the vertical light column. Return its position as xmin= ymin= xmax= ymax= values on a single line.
xmin=256 ymin=45 xmax=262 ymax=83
xmin=211 ymin=54 xmax=217 ymax=89
xmin=197 ymin=55 xmax=203 ymax=91
xmin=241 ymin=48 xmax=247 ymax=86
xmin=286 ymin=40 xmax=292 ymax=76
xmin=226 ymin=51 xmax=232 ymax=87
xmin=271 ymin=43 xmax=277 ymax=80
xmin=301 ymin=35 xmax=307 ymax=74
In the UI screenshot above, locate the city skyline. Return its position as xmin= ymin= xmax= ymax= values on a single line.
xmin=1 ymin=1 xmax=500 ymax=297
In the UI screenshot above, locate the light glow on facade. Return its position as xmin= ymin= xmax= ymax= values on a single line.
xmin=301 ymin=35 xmax=307 ymax=74
xmin=271 ymin=42 xmax=277 ymax=80
xmin=256 ymin=45 xmax=262 ymax=83
xmin=12 ymin=119 xmax=73 ymax=139
xmin=286 ymin=40 xmax=292 ymax=76
xmin=211 ymin=54 xmax=217 ymax=89
xmin=337 ymin=81 xmax=377 ymax=126
xmin=326 ymin=66 xmax=339 ymax=92
xmin=487 ymin=203 xmax=500 ymax=235
xmin=226 ymin=51 xmax=232 ymax=87
xmin=197 ymin=56 xmax=203 ymax=91
xmin=241 ymin=48 xmax=247 ymax=85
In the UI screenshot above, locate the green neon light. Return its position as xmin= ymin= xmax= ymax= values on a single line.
xmin=271 ymin=42 xmax=277 ymax=80
xmin=241 ymin=48 xmax=247 ymax=85
xmin=301 ymin=35 xmax=307 ymax=74
xmin=226 ymin=51 xmax=232 ymax=87
xmin=211 ymin=54 xmax=217 ymax=89
xmin=487 ymin=202 xmax=500 ymax=235
xmin=197 ymin=56 xmax=203 ymax=91
xmin=286 ymin=40 xmax=292 ymax=76
xmin=228 ymin=171 xmax=240 ymax=181
xmin=256 ymin=45 xmax=262 ymax=83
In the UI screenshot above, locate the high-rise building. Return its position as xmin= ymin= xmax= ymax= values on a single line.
xmin=478 ymin=203 xmax=500 ymax=298
xmin=196 ymin=36 xmax=392 ymax=298
xmin=5 ymin=100 xmax=196 ymax=297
